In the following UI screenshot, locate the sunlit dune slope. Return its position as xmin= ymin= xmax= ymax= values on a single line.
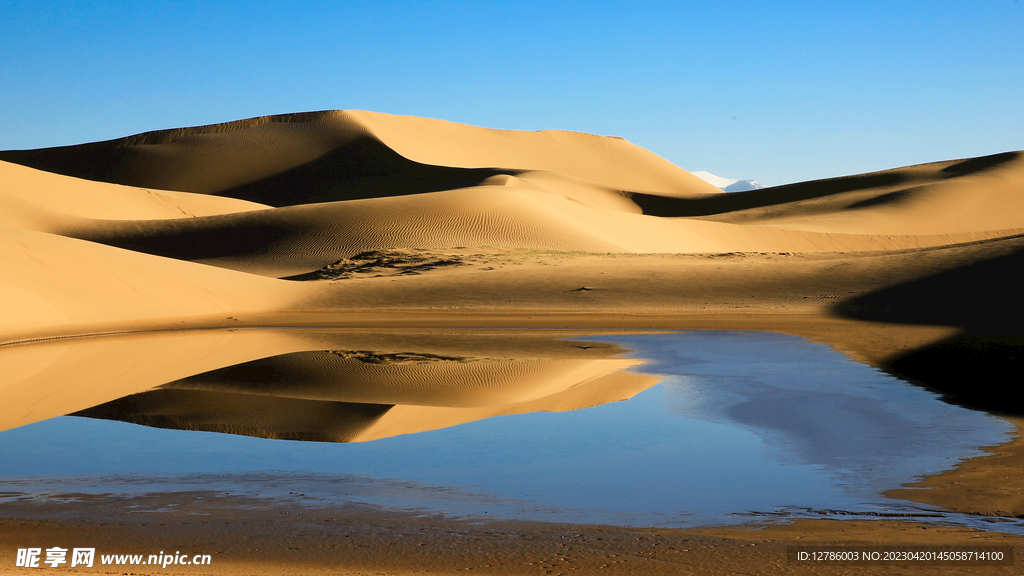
xmin=0 ymin=225 xmax=300 ymax=342
xmin=346 ymin=110 xmax=717 ymax=198
xmin=4 ymin=112 xmax=1022 ymax=283
xmin=51 ymin=168 xmax=1021 ymax=278
xmin=0 ymin=110 xmax=723 ymax=204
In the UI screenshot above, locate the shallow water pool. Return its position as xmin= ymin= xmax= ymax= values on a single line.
xmin=0 ymin=330 xmax=1016 ymax=531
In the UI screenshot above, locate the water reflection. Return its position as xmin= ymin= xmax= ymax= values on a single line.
xmin=0 ymin=329 xmax=1016 ymax=530
xmin=1 ymin=329 xmax=658 ymax=441
xmin=603 ymin=332 xmax=1013 ymax=496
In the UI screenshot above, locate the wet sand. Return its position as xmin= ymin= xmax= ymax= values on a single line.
xmin=1 ymin=489 xmax=1021 ymax=575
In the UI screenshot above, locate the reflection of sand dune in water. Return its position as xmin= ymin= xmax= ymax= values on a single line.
xmin=0 ymin=328 xmax=659 ymax=442
xmin=0 ymin=329 xmax=311 ymax=433
xmin=76 ymin=390 xmax=395 ymax=443
xmin=166 ymin=350 xmax=641 ymax=407
xmin=349 ymin=370 xmax=657 ymax=443
xmin=73 ymin=365 xmax=657 ymax=443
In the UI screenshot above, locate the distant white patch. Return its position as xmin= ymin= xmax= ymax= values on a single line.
xmin=691 ymin=170 xmax=766 ymax=192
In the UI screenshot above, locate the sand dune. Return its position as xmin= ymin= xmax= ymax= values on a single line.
xmin=0 ymin=112 xmax=369 ymax=198
xmin=0 ymin=110 xmax=722 ymax=202
xmin=691 ymin=151 xmax=1024 ymax=235
xmin=1 ymin=109 xmax=1022 ymax=414
xmin=21 ymin=164 xmax=1017 ymax=279
xmin=0 ymin=224 xmax=300 ymax=343
xmin=2 ymin=112 xmax=1018 ymax=285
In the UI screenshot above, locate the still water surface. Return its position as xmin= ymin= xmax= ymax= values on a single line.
xmin=0 ymin=330 xmax=1016 ymax=531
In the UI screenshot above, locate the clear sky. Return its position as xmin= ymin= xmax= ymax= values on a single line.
xmin=2 ymin=1 xmax=1021 ymax=185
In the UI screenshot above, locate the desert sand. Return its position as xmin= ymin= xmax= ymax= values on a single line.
xmin=2 ymin=110 xmax=1023 ymax=573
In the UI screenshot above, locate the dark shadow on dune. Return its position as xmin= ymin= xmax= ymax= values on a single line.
xmin=629 ymin=172 xmax=907 ymax=217
xmin=843 ymin=187 xmax=920 ymax=209
xmin=941 ymin=151 xmax=1021 ymax=174
xmin=72 ymin=389 xmax=393 ymax=443
xmin=219 ymin=137 xmax=518 ymax=206
xmin=67 ymin=214 xmax=299 ymax=262
xmin=833 ymin=240 xmax=1024 ymax=414
xmin=55 ymin=144 xmax=516 ymax=270
xmin=0 ymin=111 xmax=344 ymax=189
xmin=0 ymin=133 xmax=520 ymax=207
xmin=883 ymin=336 xmax=1024 ymax=414
xmin=0 ymin=139 xmax=140 ymax=185
xmin=66 ymin=222 xmax=471 ymax=277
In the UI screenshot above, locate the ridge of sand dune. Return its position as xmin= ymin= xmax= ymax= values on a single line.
xmin=0 ymin=112 xmax=367 ymax=199
xmin=0 ymin=110 xmax=723 ymax=204
xmin=0 ymin=160 xmax=268 ymax=233
xmin=346 ymin=109 xmax=719 ymax=197
xmin=745 ymin=152 xmax=1024 ymax=235
xmin=657 ymin=151 xmax=1024 ymax=235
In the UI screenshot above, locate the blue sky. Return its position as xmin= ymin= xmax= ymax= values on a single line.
xmin=2 ymin=1 xmax=1022 ymax=185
